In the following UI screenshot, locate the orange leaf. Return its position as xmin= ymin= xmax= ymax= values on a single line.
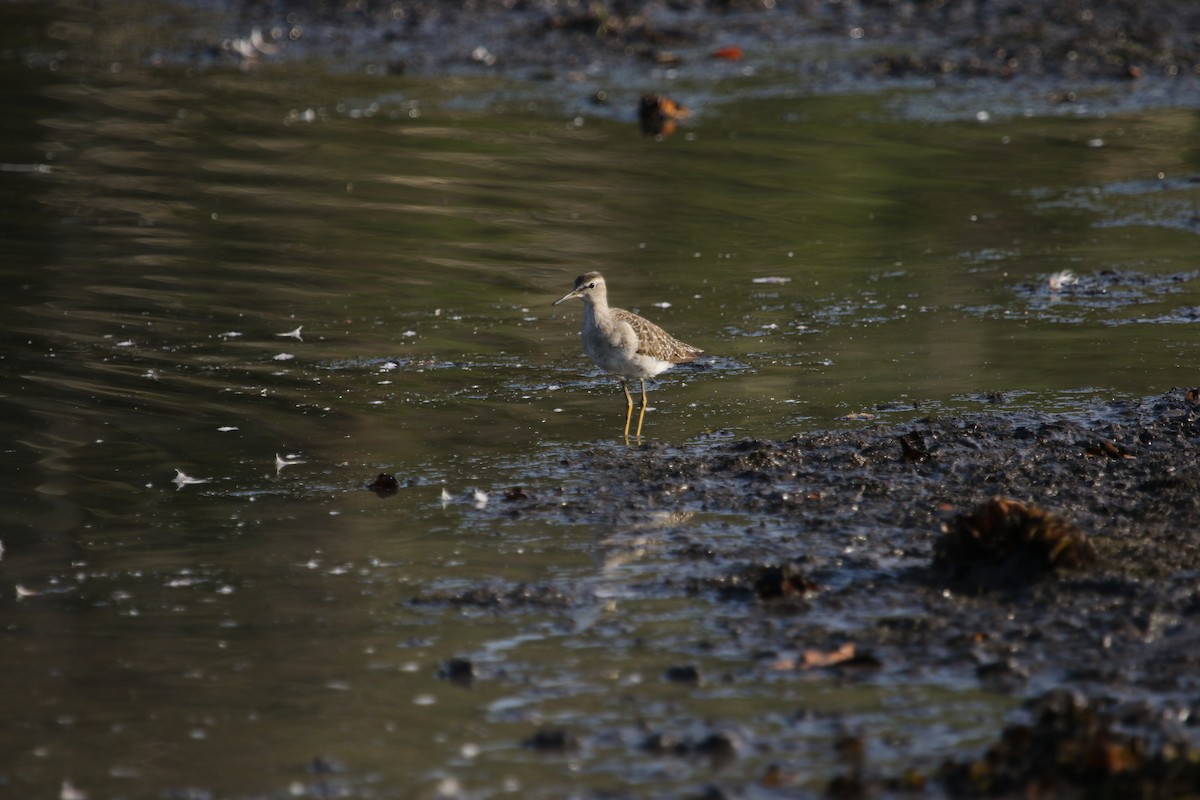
xmin=712 ymin=46 xmax=744 ymax=61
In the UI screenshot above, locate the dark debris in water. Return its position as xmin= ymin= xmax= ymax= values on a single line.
xmin=522 ymin=727 xmax=580 ymax=754
xmin=501 ymin=485 xmax=530 ymax=502
xmin=410 ymin=581 xmax=577 ymax=611
xmin=703 ymin=560 xmax=818 ymax=608
xmin=1009 ymin=268 xmax=1200 ymax=323
xmin=438 ymin=656 xmax=476 ymax=686
xmin=1030 ymin=175 xmax=1200 ymax=240
xmin=1018 ymin=267 xmax=1198 ymax=298
xmin=638 ymin=93 xmax=689 ymax=138
xmin=663 ymin=664 xmax=702 ymax=685
xmin=640 ymin=728 xmax=741 ymax=767
xmin=367 ymin=472 xmax=399 ymax=497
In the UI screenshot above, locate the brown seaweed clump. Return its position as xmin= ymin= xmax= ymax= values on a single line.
xmin=933 ymin=497 xmax=1096 ymax=591
xmin=940 ymin=690 xmax=1200 ymax=797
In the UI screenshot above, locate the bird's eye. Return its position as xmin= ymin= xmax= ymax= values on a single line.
xmin=587 ymin=282 xmax=596 ymax=289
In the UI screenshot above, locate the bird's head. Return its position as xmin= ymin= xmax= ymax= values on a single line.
xmin=552 ymin=272 xmax=606 ymax=306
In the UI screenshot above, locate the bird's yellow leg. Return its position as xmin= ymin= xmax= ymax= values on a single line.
xmin=635 ymin=379 xmax=648 ymax=440
xmin=622 ymin=381 xmax=634 ymax=441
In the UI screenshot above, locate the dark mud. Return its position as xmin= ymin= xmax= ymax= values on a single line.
xmin=215 ymin=0 xmax=1200 ymax=84
xmin=426 ymin=390 xmax=1200 ymax=796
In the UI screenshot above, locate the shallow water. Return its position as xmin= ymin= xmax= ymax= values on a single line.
xmin=3 ymin=4 xmax=1200 ymax=798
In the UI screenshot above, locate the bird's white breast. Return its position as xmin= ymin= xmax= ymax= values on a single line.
xmin=581 ymin=307 xmax=673 ymax=380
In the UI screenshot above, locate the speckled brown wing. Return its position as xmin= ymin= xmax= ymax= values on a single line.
xmin=612 ymin=308 xmax=703 ymax=364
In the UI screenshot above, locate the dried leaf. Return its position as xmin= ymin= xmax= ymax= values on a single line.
xmin=801 ymin=642 xmax=856 ymax=668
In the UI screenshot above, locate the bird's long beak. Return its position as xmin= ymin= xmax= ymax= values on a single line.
xmin=552 ymin=288 xmax=580 ymax=306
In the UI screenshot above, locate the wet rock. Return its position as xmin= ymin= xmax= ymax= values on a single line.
xmin=368 ymin=472 xmax=399 ymax=497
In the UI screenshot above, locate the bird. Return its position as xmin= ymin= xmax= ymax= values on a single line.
xmin=553 ymin=272 xmax=702 ymax=440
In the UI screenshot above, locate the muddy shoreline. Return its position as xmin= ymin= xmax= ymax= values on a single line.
xmin=433 ymin=390 xmax=1200 ymax=795
xmin=217 ymin=0 xmax=1200 ymax=85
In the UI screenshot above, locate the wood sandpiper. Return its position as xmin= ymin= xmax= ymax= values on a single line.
xmin=553 ymin=272 xmax=703 ymax=440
